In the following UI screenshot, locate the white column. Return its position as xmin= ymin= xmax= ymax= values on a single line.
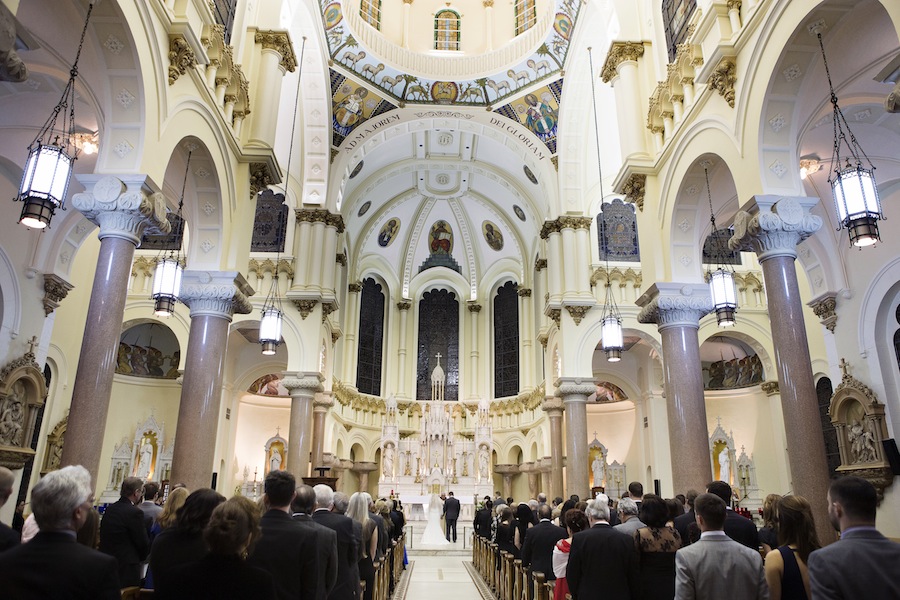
xmin=397 ymin=300 xmax=412 ymax=398
xmin=401 ymin=0 xmax=413 ymax=49
xmin=517 ymin=288 xmax=534 ymax=391
xmin=250 ymin=31 xmax=296 ymax=147
xmin=343 ymin=282 xmax=362 ymax=388
xmin=468 ymin=302 xmax=482 ymax=399
xmin=483 ymin=0 xmax=494 ymax=51
xmin=600 ymin=42 xmax=646 ymax=160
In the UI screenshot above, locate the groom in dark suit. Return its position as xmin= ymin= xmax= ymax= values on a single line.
xmin=443 ymin=491 xmax=461 ymax=542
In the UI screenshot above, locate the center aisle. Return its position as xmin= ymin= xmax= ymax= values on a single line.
xmin=398 ymin=554 xmax=487 ymax=600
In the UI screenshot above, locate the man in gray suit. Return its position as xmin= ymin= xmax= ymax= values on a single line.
xmin=674 ymin=493 xmax=767 ymax=600
xmin=613 ymin=497 xmax=645 ymax=535
xmin=808 ymin=476 xmax=900 ymax=599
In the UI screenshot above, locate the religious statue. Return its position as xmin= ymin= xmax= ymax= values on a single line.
xmin=591 ymin=456 xmax=605 ymax=487
xmin=0 ymin=380 xmax=25 ymax=446
xmin=478 ymin=446 xmax=489 ymax=478
xmin=135 ymin=437 xmax=154 ymax=479
xmin=383 ymin=444 xmax=394 ymax=478
xmin=269 ymin=447 xmax=283 ymax=472
xmin=849 ymin=420 xmax=877 ymax=463
xmin=718 ymin=448 xmax=730 ymax=484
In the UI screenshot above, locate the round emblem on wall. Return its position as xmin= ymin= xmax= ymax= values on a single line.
xmin=349 ymin=161 xmax=364 ymax=179
xmin=523 ymin=165 xmax=538 ymax=185
xmin=357 ymin=200 xmax=371 ymax=217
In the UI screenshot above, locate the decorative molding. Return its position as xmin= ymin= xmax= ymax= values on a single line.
xmin=467 ymin=303 xmax=483 ymax=313
xmin=179 ymin=272 xmax=254 ymax=318
xmin=71 ymin=176 xmax=170 ymax=246
xmin=295 ymin=209 xmax=346 ymax=233
xmin=292 ymin=298 xmax=319 ymax=319
xmin=730 ymin=197 xmax=823 ymax=261
xmin=809 ymin=294 xmax=837 ymax=333
xmin=760 ymin=381 xmax=779 ymax=396
xmin=517 ymin=288 xmax=532 ymax=298
xmin=348 ymin=282 xmax=362 ymax=293
xmin=564 ymin=304 xmax=591 ymax=325
xmin=535 ymin=258 xmax=547 ymax=271
xmin=600 ymin=41 xmax=645 ymax=83
xmin=708 ymin=58 xmax=737 ymax=108
xmin=330 ymin=330 xmax=341 ymax=344
xmin=167 ymin=36 xmax=196 ymax=85
xmin=637 ymin=283 xmax=713 ymax=329
xmin=335 ymin=252 xmax=347 ymax=266
xmin=249 ymin=163 xmax=276 ymax=198
xmin=397 ymin=300 xmax=412 ymax=311
xmin=547 ymin=308 xmax=561 ymax=327
xmin=42 ymin=274 xmax=74 ymax=316
xmin=621 ymin=174 xmax=646 ymax=212
xmin=254 ymin=30 xmax=297 ymax=72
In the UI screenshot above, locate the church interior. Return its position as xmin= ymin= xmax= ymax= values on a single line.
xmin=0 ymin=0 xmax=899 ymax=543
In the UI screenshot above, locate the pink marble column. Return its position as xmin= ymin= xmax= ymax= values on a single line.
xmin=283 ymin=373 xmax=324 ymax=481
xmin=730 ymin=195 xmax=834 ymax=543
xmin=311 ymin=391 xmax=334 ymax=470
xmin=542 ymin=397 xmax=565 ymax=499
xmin=637 ymin=283 xmax=714 ymax=495
xmin=352 ymin=461 xmax=378 ymax=494
xmin=557 ymin=378 xmax=596 ymax=499
xmin=62 ymin=176 xmax=170 ymax=475
xmin=169 ymin=272 xmax=253 ymax=491
xmin=495 ymin=464 xmax=519 ymax=499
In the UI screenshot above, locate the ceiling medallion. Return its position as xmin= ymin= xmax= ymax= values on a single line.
xmin=523 ymin=165 xmax=538 ymax=184
xmin=349 ymin=160 xmax=364 ymax=179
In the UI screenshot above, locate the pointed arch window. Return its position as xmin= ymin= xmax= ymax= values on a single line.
xmin=514 ymin=0 xmax=537 ymax=35
xmin=356 ymin=278 xmax=386 ymax=395
xmin=416 ymin=289 xmax=459 ymax=401
xmin=597 ymin=198 xmax=640 ymax=262
xmin=435 ymin=10 xmax=461 ymax=51
xmin=494 ymin=281 xmax=520 ymax=398
xmin=360 ymin=0 xmax=382 ymax=30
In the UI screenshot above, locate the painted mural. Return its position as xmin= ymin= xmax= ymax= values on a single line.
xmin=493 ymin=79 xmax=563 ymax=153
xmin=378 ymin=218 xmax=400 ymax=247
xmin=483 ymin=221 xmax=503 ymax=251
xmin=330 ymin=70 xmax=398 ymax=147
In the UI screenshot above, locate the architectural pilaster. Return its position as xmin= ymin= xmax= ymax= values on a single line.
xmin=321 ymin=214 xmax=344 ymax=301
xmin=637 ymin=282 xmax=714 ymax=494
xmin=601 ymin=41 xmax=646 ymax=160
xmin=517 ymin=288 xmax=534 ymax=391
xmin=343 ymin=282 xmax=362 ymax=387
xmin=538 ymin=458 xmax=551 ymax=498
xmin=542 ymin=396 xmax=565 ymax=499
xmin=483 ymin=0 xmax=494 ymax=51
xmin=468 ymin=302 xmax=482 ymax=399
xmin=282 ymin=372 xmax=325 ymax=481
xmin=730 ymin=195 xmax=833 ymax=543
xmin=540 ymin=221 xmax=563 ymax=304
xmin=397 ymin=300 xmax=412 ymax=398
xmin=250 ymin=30 xmax=297 ymax=147
xmin=311 ymin=391 xmax=334 ymax=470
xmin=401 ymin=0 xmax=413 ymax=48
xmin=556 ymin=378 xmax=596 ymax=499
xmin=62 ymin=176 xmax=170 ymax=475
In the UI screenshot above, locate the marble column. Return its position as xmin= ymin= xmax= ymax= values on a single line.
xmin=311 ymin=391 xmax=334 ymax=470
xmin=250 ymin=31 xmax=296 ymax=147
xmin=168 ymin=272 xmax=253 ymax=490
xmin=539 ymin=458 xmax=551 ymax=497
xmin=397 ymin=300 xmax=412 ymax=398
xmin=353 ymin=461 xmax=379 ymax=494
xmin=637 ymin=282 xmax=714 ymax=494
xmin=401 ymin=0 xmax=413 ymax=48
xmin=600 ymin=42 xmax=646 ymax=160
xmin=557 ymin=378 xmax=595 ymax=499
xmin=467 ymin=302 xmax=482 ymax=400
xmin=495 ymin=464 xmax=518 ymax=500
xmin=730 ymin=195 xmax=834 ymax=543
xmin=283 ymin=372 xmax=325 ymax=481
xmin=62 ymin=176 xmax=170 ymax=474
xmin=542 ymin=397 xmax=565 ymax=500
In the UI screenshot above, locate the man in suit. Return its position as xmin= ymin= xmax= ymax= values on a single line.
xmin=706 ymin=481 xmax=758 ymax=549
xmin=138 ymin=481 xmax=162 ymax=534
xmin=292 ymin=484 xmax=338 ymax=600
xmin=674 ymin=493 xmax=767 ymax=600
xmin=628 ymin=481 xmax=644 ymax=512
xmin=0 ymin=465 xmax=121 ymax=598
xmin=248 ymin=470 xmax=318 ymax=600
xmin=98 ymin=475 xmax=150 ymax=587
xmin=808 ymin=476 xmax=900 ymax=599
xmin=443 ymin=490 xmax=461 ymax=542
xmin=521 ymin=503 xmax=567 ymax=588
xmin=389 ymin=499 xmax=405 ymax=542
xmin=673 ymin=489 xmax=699 ymax=546
xmin=313 ymin=484 xmax=361 ymax=600
xmin=613 ymin=497 xmax=645 ymax=536
xmin=0 ymin=466 xmax=20 ymax=552
xmin=474 ymin=498 xmax=493 ymax=539
xmin=566 ymin=494 xmax=639 ymax=599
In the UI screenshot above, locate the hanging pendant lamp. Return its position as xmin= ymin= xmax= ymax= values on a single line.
xmin=702 ymin=166 xmax=737 ymax=327
xmin=151 ymin=149 xmax=192 ymax=316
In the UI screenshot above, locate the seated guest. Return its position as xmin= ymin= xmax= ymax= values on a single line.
xmin=758 ymin=493 xmax=782 ymax=555
xmin=552 ymin=509 xmax=589 ymax=600
xmin=764 ymin=495 xmax=819 ymax=600
xmin=0 ymin=465 xmax=121 ymax=599
xmin=165 ymin=496 xmax=276 ymax=600
xmin=634 ymin=493 xmax=682 ymax=600
xmin=150 ymin=488 xmax=225 ymax=597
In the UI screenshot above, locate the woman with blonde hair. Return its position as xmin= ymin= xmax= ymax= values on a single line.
xmin=154 ymin=486 xmax=190 ymax=534
xmin=764 ymin=495 xmax=820 ymax=600
xmin=759 ymin=493 xmax=782 ymax=555
xmin=348 ymin=492 xmax=378 ymax=600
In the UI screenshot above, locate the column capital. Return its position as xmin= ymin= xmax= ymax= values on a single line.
xmin=808 ymin=292 xmax=838 ymax=333
xmin=600 ymin=41 xmax=645 ymax=83
xmin=42 ymin=273 xmax=74 ymax=316
xmin=555 ymin=377 xmax=596 ymax=401
xmin=541 ymin=396 xmax=564 ymax=415
xmin=729 ymin=196 xmax=822 ymax=262
xmin=72 ymin=175 xmax=170 ymax=245
xmin=352 ymin=461 xmax=379 ymax=473
xmin=180 ymin=271 xmax=254 ymax=319
xmin=348 ymin=282 xmax=362 ymax=293
xmin=314 ymin=390 xmax=335 ymax=410
xmin=282 ymin=372 xmax=325 ymax=395
xmin=254 ymin=30 xmax=297 ymax=72
xmin=494 ymin=463 xmax=519 ymax=475
xmin=467 ymin=302 xmax=482 ymax=313
xmin=637 ymin=282 xmax=713 ymax=329
xmin=761 ymin=381 xmax=780 ymax=396
xmin=517 ymin=288 xmax=532 ymax=297
xmin=397 ymin=300 xmax=412 ymax=311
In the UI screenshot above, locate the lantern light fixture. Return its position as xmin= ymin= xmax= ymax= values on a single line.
xmin=151 ymin=149 xmax=192 ymax=317
xmin=703 ymin=164 xmax=737 ymax=327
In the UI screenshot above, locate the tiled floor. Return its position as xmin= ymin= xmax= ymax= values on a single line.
xmin=401 ymin=555 xmax=484 ymax=600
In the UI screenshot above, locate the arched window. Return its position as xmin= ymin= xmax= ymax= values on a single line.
xmin=360 ymin=0 xmax=381 ymax=30
xmin=597 ymin=198 xmax=640 ymax=262
xmin=493 ymin=281 xmax=520 ymax=398
xmin=816 ymin=377 xmax=841 ymax=477
xmin=250 ymin=190 xmax=288 ymax=252
xmin=435 ymin=10 xmax=461 ymax=51
xmin=416 ymin=289 xmax=459 ymax=401
xmin=514 ymin=0 xmax=536 ymax=35
xmin=356 ymin=278 xmax=385 ymax=395
xmin=702 ymin=228 xmax=742 ymax=266
xmin=662 ymin=0 xmax=697 ymax=62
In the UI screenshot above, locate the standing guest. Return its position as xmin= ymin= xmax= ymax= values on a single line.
xmin=292 ymin=484 xmax=339 ymax=600
xmin=389 ymin=498 xmax=406 ymax=542
xmin=552 ymin=509 xmax=589 ymax=600
xmin=538 ymin=492 xmax=548 ymax=505
xmin=248 ymin=471 xmax=318 ymax=600
xmin=494 ymin=492 xmax=507 ymax=509
xmin=674 ymin=493 xmax=767 ymax=600
xmin=98 ymin=476 xmax=150 ymax=587
xmin=496 ymin=506 xmax=519 ymax=561
xmin=348 ymin=492 xmax=378 ymax=600
xmin=139 ymin=481 xmax=163 ymax=535
xmin=566 ymin=495 xmax=639 ymax=599
xmin=149 ymin=488 xmax=225 ymax=596
xmin=143 ymin=486 xmax=190 ymax=590
xmin=706 ymin=481 xmax=759 ymax=550
xmin=0 ymin=465 xmax=121 ymax=599
xmin=514 ymin=502 xmax=534 ymax=549
xmin=629 ymin=482 xmax=645 ymax=512
xmin=521 ymin=503 xmax=567 ymax=590
xmin=0 ymin=466 xmax=20 ymax=552
xmin=634 ymin=494 xmax=682 ymax=600
xmin=443 ymin=490 xmax=461 ymax=542
xmin=613 ymin=497 xmax=645 ymax=536
xmin=474 ymin=498 xmax=493 ymax=538
xmin=369 ymin=497 xmax=390 ymax=559
xmin=758 ymin=494 xmax=782 ymax=555
xmin=764 ymin=495 xmax=819 ymax=600
xmin=673 ymin=490 xmax=699 ymax=547
xmin=77 ymin=505 xmax=101 ymax=549
xmin=165 ymin=496 xmax=276 ymax=600
xmin=676 ymin=494 xmax=688 ymax=514
xmin=666 ymin=498 xmax=684 ymax=523
xmin=313 ymin=484 xmax=361 ymax=600
xmin=808 ymin=476 xmax=900 ymax=599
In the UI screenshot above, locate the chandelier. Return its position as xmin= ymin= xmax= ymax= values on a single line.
xmin=151 ymin=149 xmax=191 ymax=317
xmin=703 ymin=164 xmax=737 ymax=327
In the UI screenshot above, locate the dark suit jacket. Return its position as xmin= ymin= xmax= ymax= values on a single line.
xmin=312 ymin=509 xmax=361 ymax=600
xmin=808 ymin=527 xmax=900 ymax=600
xmin=389 ymin=509 xmax=405 ymax=541
xmin=0 ymin=530 xmax=121 ymax=599
xmin=474 ymin=508 xmax=493 ymax=538
xmin=723 ymin=509 xmax=759 ymax=550
xmin=149 ymin=528 xmax=209 ymax=596
xmin=521 ymin=520 xmax=567 ymax=580
xmin=566 ymin=523 xmax=639 ymax=600
xmin=443 ymin=497 xmax=461 ymax=520
xmin=673 ymin=509 xmax=696 ymax=545
xmin=294 ymin=512 xmax=339 ymax=600
xmin=0 ymin=521 xmax=20 ymax=552
xmin=98 ymin=497 xmax=151 ymax=587
xmin=166 ymin=553 xmax=276 ymax=600
xmin=248 ymin=509 xmax=318 ymax=600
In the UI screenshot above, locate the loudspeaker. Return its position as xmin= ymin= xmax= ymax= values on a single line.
xmin=883 ymin=439 xmax=900 ymax=475
xmin=654 ymin=479 xmax=661 ymax=496
xmin=211 ymin=472 xmax=218 ymax=490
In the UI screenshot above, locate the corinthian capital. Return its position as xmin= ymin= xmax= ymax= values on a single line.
xmin=600 ymin=41 xmax=645 ymax=83
xmin=179 ymin=271 xmax=254 ymax=319
xmin=254 ymin=30 xmax=297 ymax=72
xmin=72 ymin=176 xmax=170 ymax=245
xmin=282 ymin=372 xmax=325 ymax=396
xmin=729 ymin=196 xmax=822 ymax=262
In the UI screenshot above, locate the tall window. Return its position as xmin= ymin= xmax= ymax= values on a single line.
xmin=250 ymin=190 xmax=288 ymax=252
xmin=360 ymin=0 xmax=381 ymax=30
xmin=662 ymin=0 xmax=697 ymax=62
xmin=597 ymin=198 xmax=640 ymax=262
xmin=514 ymin=0 xmax=537 ymax=36
xmin=416 ymin=289 xmax=459 ymax=401
xmin=356 ymin=278 xmax=385 ymax=395
xmin=211 ymin=0 xmax=238 ymax=44
xmin=493 ymin=281 xmax=520 ymax=398
xmin=435 ymin=10 xmax=461 ymax=51
xmin=816 ymin=377 xmax=841 ymax=477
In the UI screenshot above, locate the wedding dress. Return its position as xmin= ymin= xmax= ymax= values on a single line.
xmin=420 ymin=494 xmax=451 ymax=546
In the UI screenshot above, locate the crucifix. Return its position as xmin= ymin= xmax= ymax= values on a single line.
xmin=435 ymin=352 xmax=442 ymax=367
xmin=839 ymin=358 xmax=850 ymax=378
xmin=26 ymin=336 xmax=38 ymax=354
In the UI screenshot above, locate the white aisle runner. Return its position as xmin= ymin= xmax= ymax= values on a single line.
xmin=399 ymin=555 xmax=486 ymax=600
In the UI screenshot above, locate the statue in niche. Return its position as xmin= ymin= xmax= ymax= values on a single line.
xmin=849 ymin=420 xmax=877 ymax=463
xmin=165 ymin=351 xmax=180 ymax=378
xmin=147 ymin=347 xmax=165 ymax=377
xmin=383 ymin=444 xmax=394 ymax=478
xmin=270 ymin=447 xmax=283 ymax=472
xmin=718 ymin=447 xmax=731 ymax=484
xmin=0 ymin=380 xmax=26 ymax=446
xmin=135 ymin=437 xmax=154 ymax=479
xmin=591 ymin=456 xmax=605 ymax=487
xmin=478 ymin=446 xmax=489 ymax=478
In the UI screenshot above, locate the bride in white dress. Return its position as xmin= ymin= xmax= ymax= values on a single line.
xmin=420 ymin=493 xmax=451 ymax=546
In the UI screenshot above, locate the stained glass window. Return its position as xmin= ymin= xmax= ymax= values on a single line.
xmin=816 ymin=377 xmax=841 ymax=478
xmin=416 ymin=289 xmax=459 ymax=401
xmin=702 ymin=228 xmax=742 ymax=266
xmin=514 ymin=0 xmax=537 ymax=35
xmin=211 ymin=0 xmax=238 ymax=44
xmin=251 ymin=190 xmax=288 ymax=253
xmin=662 ymin=0 xmax=697 ymax=62
xmin=597 ymin=198 xmax=640 ymax=262
xmin=435 ymin=10 xmax=461 ymax=51
xmin=494 ymin=281 xmax=520 ymax=398
xmin=360 ymin=0 xmax=381 ymax=30
xmin=356 ymin=278 xmax=385 ymax=395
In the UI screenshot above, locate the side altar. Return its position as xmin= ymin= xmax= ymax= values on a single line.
xmin=378 ymin=357 xmax=492 ymax=519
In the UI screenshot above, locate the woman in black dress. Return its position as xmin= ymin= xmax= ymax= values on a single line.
xmin=633 ymin=494 xmax=682 ymax=600
xmin=514 ymin=502 xmax=534 ymax=550
xmin=764 ymin=495 xmax=819 ymax=600
xmin=495 ymin=506 xmax=518 ymax=566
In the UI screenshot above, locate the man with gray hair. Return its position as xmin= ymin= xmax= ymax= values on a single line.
xmin=292 ymin=484 xmax=338 ymax=600
xmin=312 ymin=484 xmax=361 ymax=600
xmin=0 ymin=466 xmax=19 ymax=551
xmin=0 ymin=465 xmax=120 ymax=598
xmin=566 ymin=494 xmax=639 ymax=599
xmin=613 ymin=496 xmax=646 ymax=535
